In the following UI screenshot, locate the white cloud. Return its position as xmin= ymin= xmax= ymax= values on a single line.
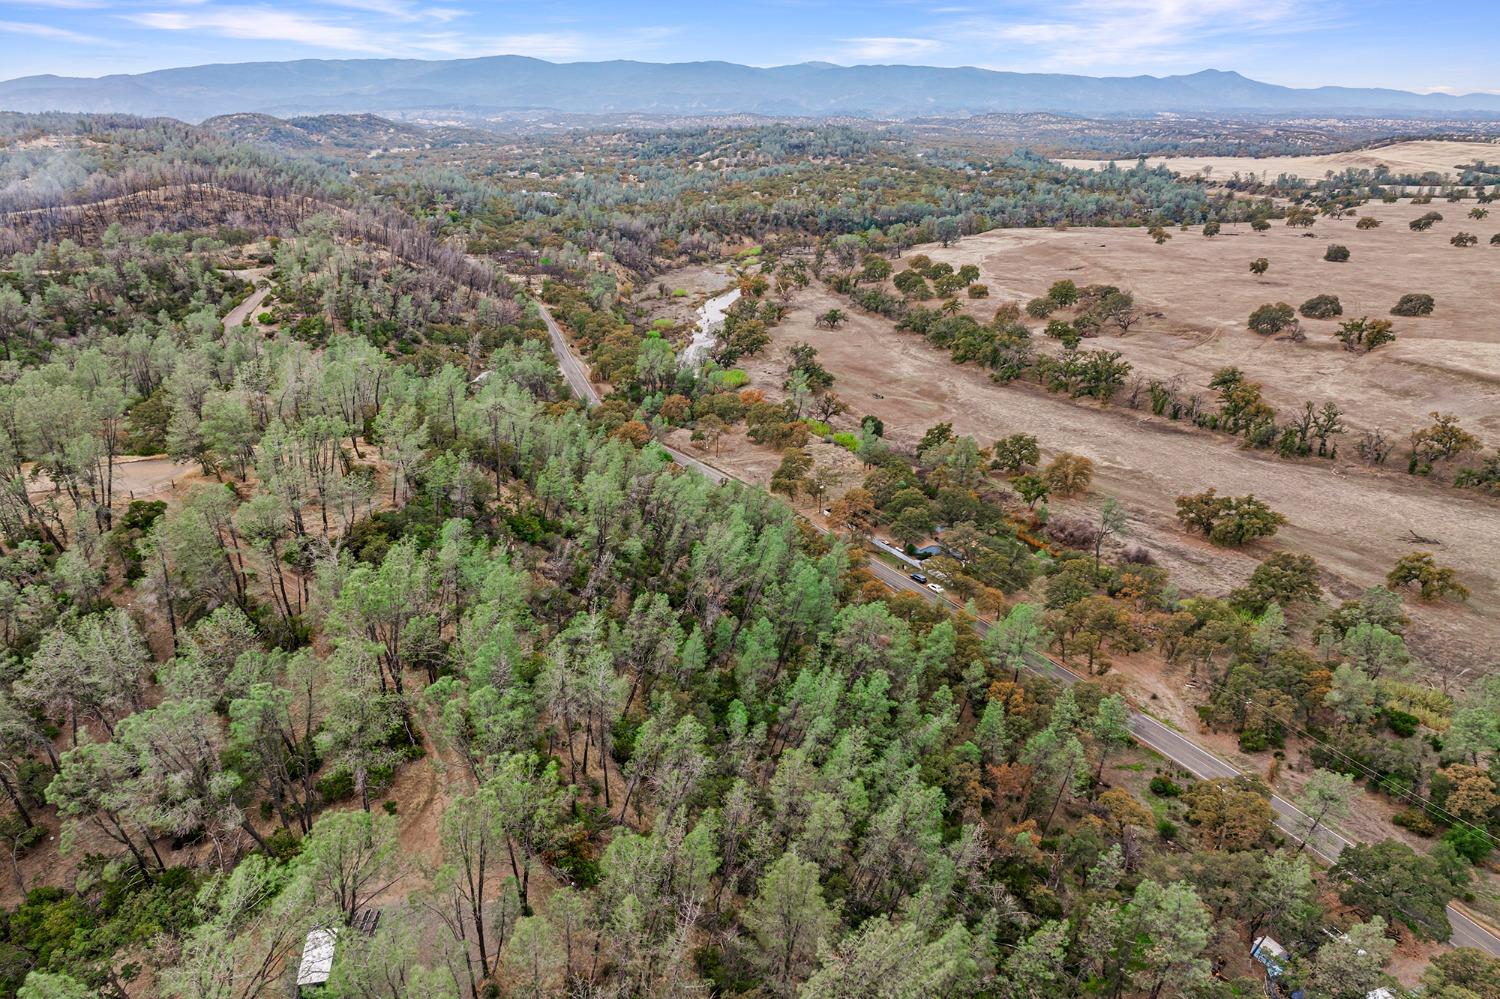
xmin=1415 ymin=85 xmax=1500 ymax=96
xmin=405 ymin=25 xmax=678 ymax=60
xmin=841 ymin=36 xmax=943 ymax=61
xmin=406 ymin=31 xmax=590 ymax=59
xmin=4 ymin=1 xmax=109 ymax=8
xmin=317 ymin=0 xmax=463 ymax=22
xmin=0 ymin=18 xmax=109 ymax=44
xmin=946 ymin=0 xmax=1329 ymax=71
xmin=121 ymin=4 xmax=675 ymax=61
xmin=129 ymin=6 xmax=391 ymax=52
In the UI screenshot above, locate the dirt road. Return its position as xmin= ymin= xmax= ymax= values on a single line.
xmin=223 ymin=267 xmax=272 ymax=331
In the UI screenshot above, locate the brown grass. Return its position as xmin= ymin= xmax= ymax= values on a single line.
xmin=1060 ymin=139 xmax=1500 ymax=182
xmin=739 ymin=211 xmax=1500 ymax=680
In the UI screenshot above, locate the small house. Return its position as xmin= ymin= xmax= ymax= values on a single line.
xmin=296 ymin=911 xmax=380 ymax=996
xmin=1251 ymin=936 xmax=1287 ymax=978
xmin=296 ymin=927 xmax=337 ymax=995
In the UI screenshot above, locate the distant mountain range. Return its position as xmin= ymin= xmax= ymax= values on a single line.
xmin=3 ymin=57 xmax=1499 ymax=122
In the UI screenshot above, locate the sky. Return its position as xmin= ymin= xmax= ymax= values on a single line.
xmin=0 ymin=0 xmax=1497 ymax=94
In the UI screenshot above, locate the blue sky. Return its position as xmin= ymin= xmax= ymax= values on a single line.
xmin=1 ymin=0 xmax=1497 ymax=93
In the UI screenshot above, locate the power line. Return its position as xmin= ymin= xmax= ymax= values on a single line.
xmin=1184 ymin=654 xmax=1498 ymax=844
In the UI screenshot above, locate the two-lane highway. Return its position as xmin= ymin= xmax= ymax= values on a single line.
xmin=537 ymin=292 xmax=731 ymax=483
xmin=531 ymin=293 xmax=1500 ymax=956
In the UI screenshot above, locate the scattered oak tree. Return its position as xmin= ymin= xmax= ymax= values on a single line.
xmin=1335 ymin=317 xmax=1395 ymax=353
xmin=1299 ymin=294 xmax=1342 ymax=320
xmin=1248 ymin=302 xmax=1298 ymax=337
xmin=1388 ymin=551 xmax=1468 ymax=602
xmin=1175 ymin=489 xmax=1287 ymax=546
xmin=1391 ymin=292 xmax=1435 ymax=316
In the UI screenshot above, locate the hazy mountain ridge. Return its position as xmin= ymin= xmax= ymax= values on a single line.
xmin=3 ymin=57 xmax=1499 ymax=121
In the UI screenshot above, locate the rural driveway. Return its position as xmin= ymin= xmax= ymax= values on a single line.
xmin=223 ymin=267 xmax=272 ymax=331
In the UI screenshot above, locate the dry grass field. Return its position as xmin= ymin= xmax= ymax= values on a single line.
xmin=922 ymin=199 xmax=1500 ymax=438
xmin=1060 ymin=138 xmax=1500 ymax=180
xmin=741 ymin=204 xmax=1500 ymax=678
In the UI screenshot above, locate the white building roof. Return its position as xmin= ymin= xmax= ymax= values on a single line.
xmin=296 ymin=927 xmax=338 ymax=987
xmin=1251 ymin=936 xmax=1287 ymax=959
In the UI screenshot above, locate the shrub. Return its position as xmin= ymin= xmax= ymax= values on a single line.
xmin=1335 ymin=317 xmax=1396 ymax=353
xmin=1247 ymin=302 xmax=1297 ymax=336
xmin=1443 ymin=825 xmax=1494 ymax=864
xmin=316 ymin=768 xmax=356 ymax=803
xmin=1385 ymin=708 xmax=1421 ymax=738
xmin=1356 ymin=216 xmax=1382 ymax=229
xmin=1043 ymin=319 xmax=1080 ymax=347
xmin=1025 ymin=296 xmax=1054 ymax=318
xmin=1392 ymin=807 xmax=1439 ymax=836
xmin=1382 ymin=681 xmax=1453 ymax=733
xmin=802 ymin=419 xmax=831 ymax=437
xmin=1238 ymin=729 xmax=1269 ymax=753
xmin=1149 ymin=775 xmax=1182 ymax=797
xmin=1451 ymin=232 xmax=1478 ymax=247
xmin=1047 ymin=279 xmax=1080 ymax=306
xmin=1409 ymin=211 xmax=1443 ymax=231
xmin=1391 ymin=293 xmax=1435 ymax=317
xmin=1324 ymin=244 xmax=1350 ymax=262
xmin=1041 ymin=453 xmax=1094 ymax=497
xmin=831 ymin=431 xmax=859 ymax=451
xmin=720 ymin=369 xmax=750 ymax=388
xmin=967 ymin=283 xmax=989 ymax=298
xmin=1299 ymin=294 xmax=1343 ymax=319
xmin=991 ymin=432 xmax=1041 ymax=472
xmin=1156 ymin=818 xmax=1179 ymax=841
xmin=1046 ymin=516 xmax=1099 ymax=549
xmin=1388 ymin=551 xmax=1468 ymax=602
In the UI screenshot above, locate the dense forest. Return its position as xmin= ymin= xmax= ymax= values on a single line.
xmin=0 ymin=113 xmax=1497 ymax=999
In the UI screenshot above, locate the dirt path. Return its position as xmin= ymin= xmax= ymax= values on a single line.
xmin=223 ymin=267 xmax=272 ymax=331
xmin=747 ymin=285 xmax=1500 ymax=677
xmin=24 ymin=454 xmax=197 ymax=501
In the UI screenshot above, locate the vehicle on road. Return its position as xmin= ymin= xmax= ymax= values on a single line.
xmin=909 ymin=572 xmax=927 ymax=584
xmin=927 ymin=582 xmax=944 ymax=594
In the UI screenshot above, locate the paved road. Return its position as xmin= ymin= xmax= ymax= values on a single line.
xmin=863 ymin=555 xmax=1500 ymax=950
xmin=537 ymin=294 xmax=601 ymax=407
xmin=537 ymin=295 xmax=731 ymax=484
xmin=533 ymin=295 xmax=1499 ymax=955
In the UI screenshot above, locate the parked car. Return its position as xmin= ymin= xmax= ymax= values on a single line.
xmin=909 ymin=572 xmax=927 ymax=584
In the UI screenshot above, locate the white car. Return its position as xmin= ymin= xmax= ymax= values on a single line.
xmin=927 ymin=582 xmax=944 ymax=594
